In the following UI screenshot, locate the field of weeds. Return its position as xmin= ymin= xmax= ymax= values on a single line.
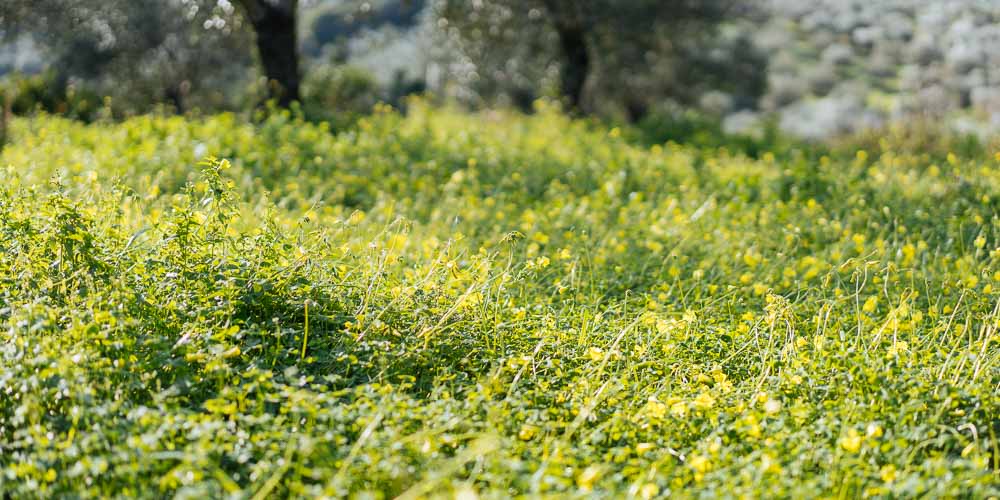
xmin=0 ymin=104 xmax=997 ymax=497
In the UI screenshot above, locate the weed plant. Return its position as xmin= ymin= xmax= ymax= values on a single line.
xmin=0 ymin=103 xmax=998 ymax=497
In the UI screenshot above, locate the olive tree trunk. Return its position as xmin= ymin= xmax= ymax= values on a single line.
xmin=554 ymin=23 xmax=589 ymax=112
xmin=237 ymin=0 xmax=301 ymax=107
xmin=541 ymin=1 xmax=590 ymax=112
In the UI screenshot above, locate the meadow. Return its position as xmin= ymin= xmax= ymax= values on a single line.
xmin=0 ymin=103 xmax=997 ymax=498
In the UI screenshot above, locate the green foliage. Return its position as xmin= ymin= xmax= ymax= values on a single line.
xmin=3 ymin=72 xmax=102 ymax=122
xmin=434 ymin=0 xmax=765 ymax=117
xmin=302 ymin=65 xmax=381 ymax=129
xmin=630 ymin=110 xmax=793 ymax=159
xmin=0 ymin=90 xmax=8 ymax=148
xmin=834 ymin=119 xmax=994 ymax=164
xmin=0 ymin=103 xmax=998 ymax=497
xmin=2 ymin=0 xmax=257 ymax=115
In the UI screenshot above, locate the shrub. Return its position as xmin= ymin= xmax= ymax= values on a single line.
xmin=631 ymin=109 xmax=795 ymax=159
xmin=834 ymin=118 xmax=990 ymax=161
xmin=301 ymin=65 xmax=381 ymax=128
xmin=3 ymin=72 xmax=101 ymax=121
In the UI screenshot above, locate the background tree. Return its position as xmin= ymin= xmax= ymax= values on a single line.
xmin=233 ymin=0 xmax=301 ymax=106
xmin=0 ymin=0 xmax=256 ymax=114
xmin=434 ymin=0 xmax=766 ymax=119
xmin=0 ymin=0 xmax=308 ymax=111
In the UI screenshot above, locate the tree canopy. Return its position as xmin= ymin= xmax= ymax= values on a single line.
xmin=0 ymin=0 xmax=303 ymax=111
xmin=435 ymin=0 xmax=765 ymax=118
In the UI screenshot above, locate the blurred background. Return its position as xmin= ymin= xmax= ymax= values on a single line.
xmin=2 ymin=0 xmax=1000 ymax=143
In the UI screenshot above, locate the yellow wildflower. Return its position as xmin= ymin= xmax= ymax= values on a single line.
xmin=518 ymin=425 xmax=537 ymax=441
xmin=576 ymin=465 xmax=602 ymax=491
xmin=840 ymin=429 xmax=862 ymax=453
xmin=862 ymin=296 xmax=878 ymax=313
xmin=880 ymin=464 xmax=897 ymax=483
xmin=693 ymin=392 xmax=715 ymax=410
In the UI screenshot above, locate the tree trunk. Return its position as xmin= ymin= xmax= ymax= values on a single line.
xmin=165 ymin=80 xmax=191 ymax=114
xmin=624 ymin=96 xmax=649 ymax=123
xmin=554 ymin=24 xmax=589 ymax=112
xmin=540 ymin=0 xmax=589 ymax=113
xmin=238 ymin=0 xmax=301 ymax=107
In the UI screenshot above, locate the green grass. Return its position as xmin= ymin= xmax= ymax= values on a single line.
xmin=1 ymin=102 xmax=998 ymax=498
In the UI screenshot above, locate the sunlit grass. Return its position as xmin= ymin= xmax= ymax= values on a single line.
xmin=0 ymin=103 xmax=998 ymax=497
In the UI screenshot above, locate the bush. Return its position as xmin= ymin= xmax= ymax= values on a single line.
xmin=301 ymin=65 xmax=381 ymax=128
xmin=834 ymin=118 xmax=990 ymax=161
xmin=631 ymin=109 xmax=795 ymax=159
xmin=2 ymin=72 xmax=102 ymax=121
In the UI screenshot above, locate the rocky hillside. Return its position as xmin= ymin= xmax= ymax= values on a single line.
xmin=735 ymin=0 xmax=1000 ymax=139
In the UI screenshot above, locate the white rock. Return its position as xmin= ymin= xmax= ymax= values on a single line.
xmin=821 ymin=44 xmax=854 ymax=66
xmin=971 ymin=86 xmax=1000 ymax=111
xmin=778 ymin=95 xmax=867 ymax=140
xmin=722 ymin=111 xmax=764 ymax=138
